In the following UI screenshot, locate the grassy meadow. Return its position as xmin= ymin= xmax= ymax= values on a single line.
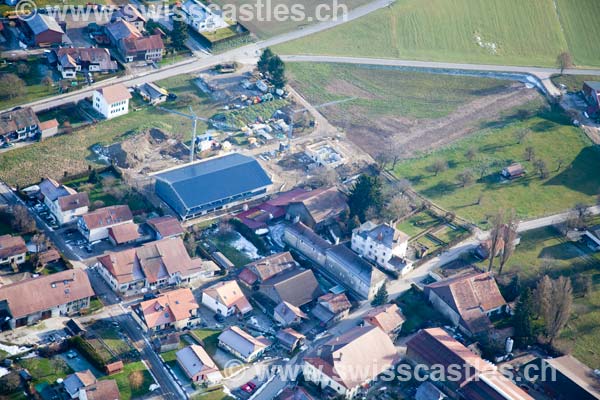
xmin=274 ymin=0 xmax=600 ymax=68
xmin=392 ymin=103 xmax=600 ymax=226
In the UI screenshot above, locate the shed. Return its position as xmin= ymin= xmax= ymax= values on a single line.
xmin=105 ymin=361 xmax=124 ymax=375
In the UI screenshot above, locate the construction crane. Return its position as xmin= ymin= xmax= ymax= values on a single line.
xmin=286 ymin=97 xmax=357 ymax=150
xmin=158 ymin=106 xmax=209 ymax=163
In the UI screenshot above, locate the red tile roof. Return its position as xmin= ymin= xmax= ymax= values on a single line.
xmin=137 ymin=288 xmax=198 ymax=329
xmin=107 ymin=222 xmax=141 ymax=244
xmin=147 ymin=216 xmax=184 ymax=238
xmin=57 ymin=192 xmax=89 ymax=212
xmin=318 ymin=293 xmax=351 ymax=313
xmin=0 ymin=235 xmax=27 ymax=259
xmin=363 ymin=303 xmax=405 ymax=334
xmin=81 ymin=205 xmax=133 ymax=230
xmin=97 ymin=84 xmax=132 ymax=104
xmin=203 ymin=280 xmax=253 ymax=313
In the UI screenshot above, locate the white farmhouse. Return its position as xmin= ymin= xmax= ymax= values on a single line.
xmin=92 ymin=84 xmax=131 ymax=119
xmin=351 ymin=221 xmax=412 ymax=275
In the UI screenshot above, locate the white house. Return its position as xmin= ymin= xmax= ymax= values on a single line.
xmin=40 ymin=177 xmax=89 ymax=225
xmin=181 ymin=0 xmax=229 ymax=33
xmin=77 ymin=205 xmax=133 ymax=242
xmin=201 ymin=280 xmax=253 ymax=316
xmin=0 ymin=235 xmax=27 ymax=266
xmin=176 ymin=345 xmax=222 ymax=384
xmin=351 ymin=221 xmax=412 ymax=274
xmin=92 ymin=84 xmax=131 ymax=119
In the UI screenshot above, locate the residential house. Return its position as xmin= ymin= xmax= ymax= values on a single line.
xmin=0 ymin=235 xmax=27 ymax=266
xmin=63 ymin=370 xmax=119 ymax=400
xmin=424 ymin=272 xmax=507 ymax=337
xmin=40 ymin=178 xmax=89 ymax=225
xmin=107 ymin=222 xmax=142 ymax=245
xmin=286 ymin=187 xmax=348 ymax=231
xmin=146 ymin=216 xmax=185 ymax=239
xmin=284 ymin=223 xmax=386 ymax=300
xmin=273 ymin=301 xmax=308 ymax=327
xmin=92 ymin=84 xmax=131 ymax=120
xmin=363 ymin=303 xmax=404 ymax=339
xmin=527 ymin=355 xmax=600 ymax=400
xmin=105 ymin=19 xmax=140 ymax=46
xmin=0 ymin=107 xmax=40 ymax=145
xmin=133 ymin=288 xmax=200 ymax=332
xmin=501 ymin=163 xmax=525 ymax=179
xmin=78 ymin=205 xmax=133 ymax=242
xmin=303 ymin=325 xmax=398 ymax=399
xmin=276 ymin=387 xmax=314 ymax=400
xmin=52 ymin=47 xmax=117 ymax=79
xmin=583 ymin=81 xmax=600 ymax=115
xmin=153 ymin=153 xmax=272 ymax=220
xmin=0 ymin=269 xmax=94 ymax=329
xmin=110 ymin=5 xmax=147 ymax=31
xmin=276 ymin=327 xmax=305 ymax=352
xmin=201 ymin=280 xmax=253 ymax=316
xmin=39 ymin=119 xmax=59 ymax=139
xmin=181 ymin=0 xmax=230 ymax=33
xmin=238 ymin=251 xmax=297 ymax=287
xmin=138 ymin=82 xmax=168 ymax=105
xmin=406 ymin=328 xmax=533 ymax=400
xmin=236 ymin=188 xmax=312 ymax=231
xmin=217 ymin=326 xmax=271 ymax=362
xmin=24 ymin=14 xmax=65 ymax=45
xmin=119 ymin=34 xmax=164 ymax=63
xmin=311 ymin=293 xmax=351 ymax=327
xmin=259 ymin=268 xmax=321 ymax=308
xmin=96 ymin=237 xmax=208 ymax=295
xmin=176 ymin=345 xmax=222 ymax=384
xmin=351 ymin=221 xmax=411 ymax=274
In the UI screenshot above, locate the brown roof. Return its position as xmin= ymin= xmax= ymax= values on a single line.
xmin=81 ymin=205 xmax=133 ymax=230
xmin=274 ymin=301 xmax=308 ymax=321
xmin=545 ymin=355 xmax=600 ymax=399
xmin=276 ymin=387 xmax=314 ymax=400
xmin=98 ymin=237 xmax=203 ymax=284
xmin=0 ymin=108 xmax=40 ymax=137
xmin=406 ymin=328 xmax=495 ymax=384
xmin=293 ymin=187 xmax=348 ymax=224
xmin=146 ymin=216 xmax=184 ymax=238
xmin=74 ymin=370 xmax=96 ymax=387
xmin=108 ymin=222 xmax=141 ymax=244
xmin=39 ymin=119 xmax=59 ymax=131
xmin=364 ymin=303 xmax=405 ymax=334
xmin=0 ymin=269 xmax=94 ymax=319
xmin=425 ymin=272 xmax=506 ymax=334
xmin=262 ymin=268 xmax=321 ymax=307
xmin=122 ymin=34 xmax=164 ymax=53
xmin=304 ymin=325 xmax=397 ymax=389
xmin=137 ymin=288 xmax=198 ymax=329
xmin=38 ymin=249 xmax=61 ymax=265
xmin=504 ymin=163 xmax=525 ymax=177
xmin=97 ymin=84 xmax=132 ymax=104
xmin=244 ymin=251 xmax=297 ymax=282
xmin=203 ymin=280 xmax=253 ymax=313
xmin=57 ymin=192 xmax=89 ymax=212
xmin=105 ymin=361 xmax=123 ymax=374
xmin=318 ymin=293 xmax=351 ymax=313
xmin=0 ymin=235 xmax=27 ymax=259
xmin=460 ymin=370 xmax=534 ymax=400
xmin=83 ymin=379 xmax=120 ymax=400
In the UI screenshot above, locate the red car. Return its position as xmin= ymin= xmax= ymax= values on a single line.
xmin=241 ymin=382 xmax=257 ymax=393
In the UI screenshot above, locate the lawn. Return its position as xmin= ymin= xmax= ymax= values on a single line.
xmin=90 ymin=323 xmax=133 ymax=358
xmin=551 ymin=74 xmax=600 ymax=92
xmin=395 ymin=287 xmax=448 ymax=334
xmin=100 ymin=361 xmax=153 ymax=400
xmin=287 ymin=62 xmax=514 ymax=121
xmin=191 ymin=329 xmax=221 ymax=357
xmin=0 ymin=59 xmax=57 ymax=111
xmin=210 ymin=232 xmax=254 ymax=267
xmin=19 ymin=357 xmax=72 ymax=387
xmin=191 ymin=389 xmax=233 ymax=400
xmin=274 ymin=0 xmax=600 ymax=68
xmin=392 ymin=103 xmax=600 ymax=226
xmin=0 ymin=74 xmax=217 ymax=188
xmin=396 ymin=211 xmax=441 ymax=238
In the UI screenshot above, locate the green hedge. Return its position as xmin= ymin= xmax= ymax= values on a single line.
xmin=68 ymin=336 xmax=106 ymax=370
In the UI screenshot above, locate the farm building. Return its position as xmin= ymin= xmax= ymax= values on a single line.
xmin=23 ymin=14 xmax=65 ymax=46
xmin=154 ymin=153 xmax=272 ymax=220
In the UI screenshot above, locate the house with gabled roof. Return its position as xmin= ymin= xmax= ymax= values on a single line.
xmin=40 ymin=177 xmax=89 ymax=225
xmin=363 ymin=303 xmax=405 ymax=339
xmin=286 ymin=187 xmax=348 ymax=231
xmin=303 ymin=325 xmax=398 ymax=399
xmin=0 ymin=234 xmax=27 ymax=266
xmin=238 ymin=251 xmax=297 ymax=287
xmin=259 ymin=268 xmax=321 ymax=308
xmin=311 ymin=292 xmax=351 ymax=327
xmin=406 ymin=328 xmax=533 ymax=400
xmin=273 ymin=301 xmax=308 ymax=327
xmin=201 ymin=280 xmax=253 ymax=316
xmin=23 ymin=14 xmax=65 ymax=46
xmin=176 ymin=345 xmax=222 ymax=384
xmin=218 ymin=326 xmax=271 ymax=362
xmin=351 ymin=221 xmax=411 ymax=275
xmin=276 ymin=327 xmax=305 ymax=352
xmin=0 ymin=107 xmax=40 ymax=145
xmin=92 ymin=84 xmax=132 ymax=120
xmin=96 ymin=237 xmax=207 ymax=295
xmin=424 ymin=272 xmax=507 ymax=337
xmin=133 ymin=288 xmax=199 ymax=332
xmin=78 ymin=205 xmax=133 ymax=242
xmin=146 ymin=216 xmax=185 ymax=239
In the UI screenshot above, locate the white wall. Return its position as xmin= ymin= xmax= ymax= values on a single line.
xmin=93 ymin=91 xmax=129 ymax=120
xmin=201 ymin=292 xmax=233 ymax=316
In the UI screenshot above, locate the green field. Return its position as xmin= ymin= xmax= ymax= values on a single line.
xmin=287 ymin=62 xmax=514 ymax=120
xmin=551 ymin=74 xmax=600 ymax=92
xmin=100 ymin=361 xmax=153 ymax=400
xmin=392 ymin=103 xmax=600 ymax=225
xmin=275 ymin=0 xmax=600 ymax=68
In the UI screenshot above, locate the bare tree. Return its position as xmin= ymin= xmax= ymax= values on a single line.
xmin=487 ymin=209 xmax=505 ymax=272
xmin=11 ymin=205 xmax=35 ymax=233
xmin=556 ymin=51 xmax=574 ymax=75
xmin=537 ymin=276 xmax=573 ymax=345
xmin=428 ymin=159 xmax=448 ymax=176
xmin=498 ymin=209 xmax=518 ymax=275
xmin=533 ymin=159 xmax=549 ymax=179
xmin=456 ymin=169 xmax=474 ymax=187
xmin=534 ymin=275 xmax=553 ymax=318
xmin=464 ymin=148 xmax=476 ymax=162
xmin=309 ymin=168 xmax=338 ymax=188
xmin=555 ymin=158 xmax=565 ymax=172
xmin=524 ymin=146 xmax=535 ymax=161
xmin=382 ymin=194 xmax=411 ymax=223
xmin=515 ymin=128 xmax=530 ymax=144
xmin=573 ymin=203 xmax=590 ymax=228
xmin=0 ymin=74 xmax=25 ymax=100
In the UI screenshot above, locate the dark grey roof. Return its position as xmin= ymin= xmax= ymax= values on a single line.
xmin=155 ymin=153 xmax=272 ymax=210
xmin=584 ymin=81 xmax=600 ymax=91
xmin=357 ymin=222 xmax=408 ymax=248
xmin=326 ymin=244 xmax=382 ymax=285
xmin=285 ymin=222 xmax=332 ymax=251
xmin=27 ymin=14 xmax=63 ymax=35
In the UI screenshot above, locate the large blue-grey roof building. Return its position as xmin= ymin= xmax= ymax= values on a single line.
xmin=154 ymin=153 xmax=272 ymax=220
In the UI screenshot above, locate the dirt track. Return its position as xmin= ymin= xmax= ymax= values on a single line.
xmin=318 ymin=83 xmax=542 ymax=158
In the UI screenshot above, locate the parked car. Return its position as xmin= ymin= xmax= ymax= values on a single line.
xmin=241 ymin=382 xmax=256 ymax=393
xmin=214 ymin=313 xmax=225 ymax=323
